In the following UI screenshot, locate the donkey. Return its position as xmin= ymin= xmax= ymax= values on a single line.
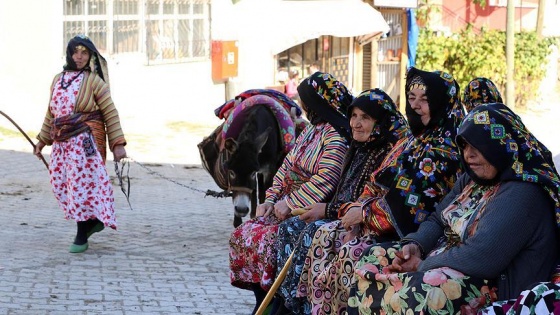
xmin=223 ymin=105 xmax=285 ymax=227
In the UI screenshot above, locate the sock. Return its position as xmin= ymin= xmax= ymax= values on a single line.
xmin=251 ymin=283 xmax=267 ymax=315
xmin=86 ymin=218 xmax=100 ymax=232
xmin=271 ymin=297 xmax=291 ymax=315
xmin=74 ymin=221 xmax=89 ymax=245
xmin=269 ymin=297 xmax=282 ymax=315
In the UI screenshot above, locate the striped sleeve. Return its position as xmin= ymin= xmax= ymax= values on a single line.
xmin=90 ymin=74 xmax=127 ymax=150
xmin=264 ymin=151 xmax=293 ymax=204
xmin=36 ymin=74 xmax=61 ymax=145
xmin=285 ymin=125 xmax=347 ymax=209
xmin=264 ymin=125 xmax=311 ymax=203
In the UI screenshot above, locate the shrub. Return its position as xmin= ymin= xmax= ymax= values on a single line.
xmin=415 ymin=26 xmax=558 ymax=108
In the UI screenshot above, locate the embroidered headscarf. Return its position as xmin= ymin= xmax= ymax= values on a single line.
xmin=347 ymin=88 xmax=410 ymax=147
xmin=326 ymin=89 xmax=410 ymax=219
xmin=297 ymin=72 xmax=353 ymax=141
xmin=365 ymin=68 xmax=465 ymax=238
xmin=64 ymin=34 xmax=110 ymax=85
xmin=462 ymin=77 xmax=503 ymax=113
xmin=457 ymin=103 xmax=560 ymax=226
xmin=405 ymin=67 xmax=461 ymax=136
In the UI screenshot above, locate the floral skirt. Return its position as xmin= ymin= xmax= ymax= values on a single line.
xmin=347 ymin=242 xmax=497 ymax=315
xmin=479 ymin=282 xmax=560 ymax=315
xmin=276 ymin=216 xmax=330 ymax=314
xmin=229 ymin=215 xmax=280 ymax=290
xmin=51 ymin=134 xmax=116 ymax=229
xmin=298 ymin=220 xmax=376 ymax=315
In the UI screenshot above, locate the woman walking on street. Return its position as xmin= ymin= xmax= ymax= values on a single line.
xmin=34 ymin=34 xmax=127 ymax=253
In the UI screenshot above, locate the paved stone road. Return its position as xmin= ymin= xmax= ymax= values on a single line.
xmin=0 ymin=149 xmax=255 ymax=314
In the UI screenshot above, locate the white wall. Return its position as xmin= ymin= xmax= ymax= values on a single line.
xmin=0 ymin=1 xmax=63 ymax=132
xmin=0 ymin=0 xmax=230 ymax=164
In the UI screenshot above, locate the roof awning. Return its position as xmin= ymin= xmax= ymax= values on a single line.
xmin=233 ymin=0 xmax=390 ymax=55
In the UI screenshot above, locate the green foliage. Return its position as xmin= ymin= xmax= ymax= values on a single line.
xmin=472 ymin=0 xmax=487 ymax=8
xmin=416 ymin=27 xmax=558 ymax=108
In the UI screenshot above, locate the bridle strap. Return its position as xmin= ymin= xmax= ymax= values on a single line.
xmin=229 ymin=186 xmax=253 ymax=194
xmin=228 ymin=171 xmax=261 ymax=197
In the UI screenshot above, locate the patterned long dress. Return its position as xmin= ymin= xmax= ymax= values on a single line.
xmin=46 ymin=71 xmax=118 ymax=228
xmin=229 ymin=123 xmax=347 ymax=291
xmin=297 ymin=139 xmax=410 ymax=315
xmin=347 ymin=181 xmax=501 ymax=314
xmin=276 ymin=141 xmax=392 ymax=314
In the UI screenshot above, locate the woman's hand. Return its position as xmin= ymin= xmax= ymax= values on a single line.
xmin=341 ymin=206 xmax=362 ymax=231
xmin=298 ymin=203 xmax=326 ymax=223
xmin=113 ymin=145 xmax=127 ymax=162
xmin=34 ymin=141 xmax=45 ymax=159
xmin=274 ymin=200 xmax=291 ymax=221
xmin=388 ymin=243 xmax=423 ymax=273
xmin=256 ymin=202 xmax=274 ymax=217
xmin=342 ymin=225 xmax=360 ymax=244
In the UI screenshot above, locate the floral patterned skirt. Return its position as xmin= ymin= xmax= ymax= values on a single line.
xmin=50 ymin=134 xmax=116 ymax=229
xmin=298 ymin=220 xmax=376 ymax=315
xmin=229 ymin=215 xmax=280 ymax=291
xmin=347 ymin=242 xmax=497 ymax=315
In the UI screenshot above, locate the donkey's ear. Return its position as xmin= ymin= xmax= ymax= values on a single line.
xmin=255 ymin=127 xmax=272 ymax=153
xmin=224 ymin=138 xmax=238 ymax=153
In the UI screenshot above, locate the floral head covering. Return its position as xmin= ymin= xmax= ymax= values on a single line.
xmin=462 ymin=77 xmax=503 ymax=113
xmin=457 ymin=103 xmax=560 ymax=226
xmin=369 ymin=68 xmax=465 ymax=237
xmin=348 ymin=88 xmax=410 ymax=146
xmin=405 ymin=67 xmax=462 ymax=136
xmin=297 ymin=72 xmax=354 ymax=141
xmin=64 ymin=34 xmax=110 ymax=85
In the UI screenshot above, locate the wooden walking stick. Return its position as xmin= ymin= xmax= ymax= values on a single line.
xmin=255 ymin=250 xmax=295 ymax=315
xmin=0 ymin=110 xmax=49 ymax=169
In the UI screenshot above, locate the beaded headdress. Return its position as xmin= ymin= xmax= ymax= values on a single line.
xmin=408 ymin=75 xmax=426 ymax=92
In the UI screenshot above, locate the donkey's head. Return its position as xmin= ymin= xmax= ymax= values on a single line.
xmin=224 ymin=127 xmax=271 ymax=220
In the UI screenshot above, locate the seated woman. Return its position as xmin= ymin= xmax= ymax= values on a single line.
xmin=229 ymin=72 xmax=353 ymax=314
xmin=299 ymin=68 xmax=465 ymax=315
xmin=462 ymin=77 xmax=503 ymax=113
xmin=462 ymin=77 xmax=554 ymax=166
xmin=348 ymin=102 xmax=560 ymax=314
xmin=273 ymin=89 xmax=410 ymax=314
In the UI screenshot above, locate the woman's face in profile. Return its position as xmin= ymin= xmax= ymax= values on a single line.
xmin=72 ymin=47 xmax=91 ymax=70
xmin=350 ymin=107 xmax=376 ymax=143
xmin=408 ymin=88 xmax=431 ymax=126
xmin=462 ymin=142 xmax=498 ymax=180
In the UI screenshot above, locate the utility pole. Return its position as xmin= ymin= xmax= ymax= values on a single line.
xmin=536 ymin=0 xmax=546 ymax=38
xmin=506 ymin=0 xmax=515 ymax=110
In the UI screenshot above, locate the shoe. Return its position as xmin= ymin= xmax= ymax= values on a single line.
xmin=87 ymin=221 xmax=105 ymax=238
xmin=69 ymin=242 xmax=89 ymax=253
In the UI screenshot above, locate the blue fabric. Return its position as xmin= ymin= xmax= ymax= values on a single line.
xmin=407 ymin=9 xmax=419 ymax=68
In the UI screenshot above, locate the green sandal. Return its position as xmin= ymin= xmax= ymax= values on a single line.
xmin=69 ymin=242 xmax=88 ymax=253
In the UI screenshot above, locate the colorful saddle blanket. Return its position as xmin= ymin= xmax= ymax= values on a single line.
xmin=215 ymin=88 xmax=303 ymax=119
xmin=222 ymin=94 xmax=303 ymax=154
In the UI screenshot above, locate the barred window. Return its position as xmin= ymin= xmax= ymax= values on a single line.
xmin=63 ymin=0 xmax=211 ymax=64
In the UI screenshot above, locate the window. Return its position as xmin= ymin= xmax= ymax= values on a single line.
xmin=62 ymin=0 xmax=211 ymax=64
